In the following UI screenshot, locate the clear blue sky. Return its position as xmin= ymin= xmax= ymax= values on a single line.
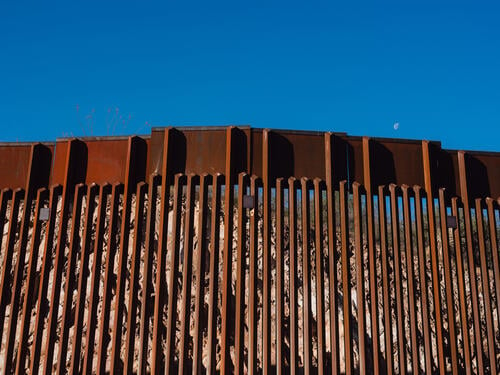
xmin=1 ymin=1 xmax=499 ymax=151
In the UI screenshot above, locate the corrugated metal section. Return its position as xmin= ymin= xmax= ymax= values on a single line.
xmin=0 ymin=126 xmax=499 ymax=373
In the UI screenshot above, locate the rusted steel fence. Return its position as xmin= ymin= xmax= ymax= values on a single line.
xmin=0 ymin=126 xmax=499 ymax=374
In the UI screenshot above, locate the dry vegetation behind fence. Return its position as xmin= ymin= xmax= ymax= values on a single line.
xmin=0 ymin=176 xmax=499 ymax=373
